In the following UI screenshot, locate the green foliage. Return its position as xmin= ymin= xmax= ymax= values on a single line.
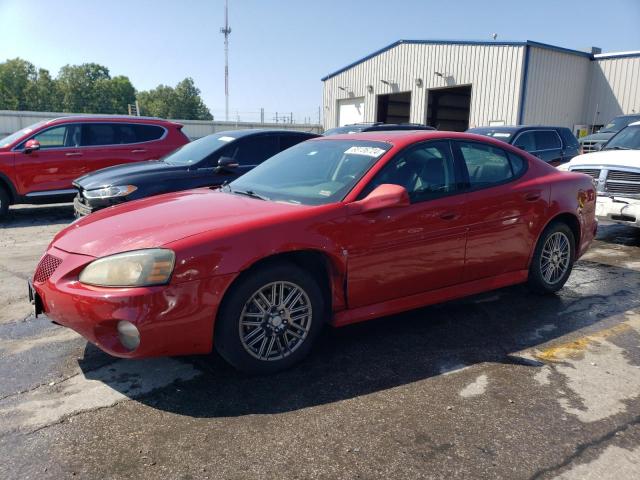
xmin=0 ymin=58 xmax=211 ymax=120
xmin=137 ymin=78 xmax=213 ymax=120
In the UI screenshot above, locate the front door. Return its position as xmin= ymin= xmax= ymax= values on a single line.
xmin=345 ymin=140 xmax=468 ymax=308
xmin=14 ymin=123 xmax=84 ymax=195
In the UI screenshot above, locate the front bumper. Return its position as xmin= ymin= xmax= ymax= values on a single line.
xmin=73 ymin=192 xmax=127 ymax=217
xmin=32 ymin=246 xmax=235 ymax=358
xmin=595 ymin=196 xmax=640 ymax=228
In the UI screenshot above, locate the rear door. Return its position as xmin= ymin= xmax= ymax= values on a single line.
xmin=79 ymin=123 xmax=167 ymax=175
xmin=453 ymin=140 xmax=548 ymax=281
xmin=13 ymin=123 xmax=83 ymax=195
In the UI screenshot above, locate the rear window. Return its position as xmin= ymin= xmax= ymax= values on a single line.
xmin=132 ymin=124 xmax=165 ymax=142
xmin=558 ymin=128 xmax=579 ymax=148
xmin=82 ymin=124 xmax=117 ymax=146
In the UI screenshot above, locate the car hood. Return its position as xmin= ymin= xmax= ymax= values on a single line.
xmin=565 ymin=150 xmax=640 ymax=170
xmin=52 ymin=189 xmax=314 ymax=257
xmin=579 ymin=131 xmax=616 ymax=143
xmin=74 ymin=160 xmax=184 ymax=190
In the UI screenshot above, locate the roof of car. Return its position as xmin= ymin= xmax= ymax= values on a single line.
xmin=211 ymin=129 xmax=319 ymax=138
xmin=45 ymin=115 xmax=181 ymax=126
xmin=468 ymin=125 xmax=567 ymax=132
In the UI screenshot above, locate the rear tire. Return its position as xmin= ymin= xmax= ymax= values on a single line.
xmin=215 ymin=261 xmax=325 ymax=374
xmin=0 ymin=187 xmax=9 ymax=220
xmin=527 ymin=221 xmax=575 ymax=294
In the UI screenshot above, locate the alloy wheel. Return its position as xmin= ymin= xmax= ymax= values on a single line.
xmin=238 ymin=281 xmax=313 ymax=361
xmin=540 ymin=231 xmax=571 ymax=285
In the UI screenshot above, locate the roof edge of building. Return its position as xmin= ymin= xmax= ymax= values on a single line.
xmin=321 ymin=39 xmax=636 ymax=81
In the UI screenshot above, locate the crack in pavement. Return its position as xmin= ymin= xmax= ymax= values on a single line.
xmin=527 ymin=415 xmax=640 ymax=480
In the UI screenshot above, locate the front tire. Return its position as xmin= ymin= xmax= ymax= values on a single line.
xmin=527 ymin=221 xmax=575 ymax=294
xmin=215 ymin=261 xmax=325 ymax=374
xmin=0 ymin=187 xmax=9 ymax=219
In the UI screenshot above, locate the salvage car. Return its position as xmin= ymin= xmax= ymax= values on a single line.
xmin=0 ymin=115 xmax=189 ymax=219
xmin=73 ymin=129 xmax=318 ymax=216
xmin=559 ymin=121 xmax=640 ymax=228
xmin=467 ymin=125 xmax=579 ymax=166
xmin=30 ymin=131 xmax=597 ymax=373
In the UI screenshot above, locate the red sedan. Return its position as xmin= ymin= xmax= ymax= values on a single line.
xmin=30 ymin=131 xmax=597 ymax=373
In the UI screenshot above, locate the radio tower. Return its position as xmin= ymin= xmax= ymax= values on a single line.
xmin=220 ymin=0 xmax=231 ymax=121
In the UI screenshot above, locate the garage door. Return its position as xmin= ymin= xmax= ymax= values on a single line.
xmin=337 ymin=97 xmax=365 ymax=126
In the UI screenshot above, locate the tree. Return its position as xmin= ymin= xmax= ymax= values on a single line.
xmin=0 ymin=58 xmax=37 ymax=110
xmin=24 ymin=69 xmax=61 ymax=112
xmin=57 ymin=63 xmax=111 ymax=113
xmin=138 ymin=77 xmax=212 ymax=120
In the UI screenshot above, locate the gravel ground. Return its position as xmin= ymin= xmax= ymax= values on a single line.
xmin=1 ymin=204 xmax=639 ymax=479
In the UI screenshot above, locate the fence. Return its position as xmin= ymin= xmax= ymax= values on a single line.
xmin=0 ymin=110 xmax=323 ymax=139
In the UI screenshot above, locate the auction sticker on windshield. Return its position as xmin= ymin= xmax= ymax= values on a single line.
xmin=344 ymin=146 xmax=386 ymax=157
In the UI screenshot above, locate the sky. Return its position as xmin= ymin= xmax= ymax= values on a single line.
xmin=1 ymin=0 xmax=639 ymax=123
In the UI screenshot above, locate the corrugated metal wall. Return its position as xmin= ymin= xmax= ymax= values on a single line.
xmin=322 ymin=43 xmax=526 ymax=129
xmin=584 ymin=56 xmax=640 ymax=126
xmin=0 ymin=110 xmax=322 ymax=139
xmin=522 ymin=47 xmax=591 ymax=127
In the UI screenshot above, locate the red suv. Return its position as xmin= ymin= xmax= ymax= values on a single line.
xmin=0 ymin=115 xmax=189 ymax=218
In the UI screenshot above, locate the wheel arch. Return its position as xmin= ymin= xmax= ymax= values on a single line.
xmin=0 ymin=172 xmax=16 ymax=204
xmin=528 ymin=211 xmax=581 ymax=268
xmin=218 ymin=249 xmax=347 ymax=325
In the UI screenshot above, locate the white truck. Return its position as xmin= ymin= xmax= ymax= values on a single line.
xmin=560 ymin=121 xmax=640 ymax=228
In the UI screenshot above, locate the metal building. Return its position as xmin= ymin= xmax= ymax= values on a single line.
xmin=321 ymin=40 xmax=640 ymax=134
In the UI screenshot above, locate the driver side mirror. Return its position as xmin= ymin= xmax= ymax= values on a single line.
xmin=215 ymin=156 xmax=239 ymax=172
xmin=24 ymin=139 xmax=41 ymax=154
xmin=350 ymin=184 xmax=410 ymax=214
xmin=514 ymin=144 xmax=528 ymax=151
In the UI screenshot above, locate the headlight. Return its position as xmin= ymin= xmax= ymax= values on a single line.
xmin=556 ymin=163 xmax=570 ymax=171
xmin=79 ymin=249 xmax=175 ymax=287
xmin=83 ymin=185 xmax=137 ymax=199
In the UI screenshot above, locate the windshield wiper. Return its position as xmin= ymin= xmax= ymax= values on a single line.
xmin=230 ymin=188 xmax=269 ymax=201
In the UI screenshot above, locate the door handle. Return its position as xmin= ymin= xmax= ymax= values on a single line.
xmin=439 ymin=212 xmax=458 ymax=220
xmin=524 ymin=192 xmax=541 ymax=202
xmin=131 ymin=149 xmax=147 ymax=153
xmin=65 ymin=152 xmax=82 ymax=157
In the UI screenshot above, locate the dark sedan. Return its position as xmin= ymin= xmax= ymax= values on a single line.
xmin=466 ymin=125 xmax=579 ymax=166
xmin=73 ymin=129 xmax=318 ymax=216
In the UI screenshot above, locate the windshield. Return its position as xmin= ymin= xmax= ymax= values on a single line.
xmin=600 ymin=116 xmax=640 ymax=133
xmin=0 ymin=121 xmax=48 ymax=148
xmin=603 ymin=124 xmax=640 ymax=150
xmin=466 ymin=128 xmax=513 ymax=142
xmin=163 ymin=132 xmax=238 ymax=165
xmin=229 ymin=139 xmax=390 ymax=205
xmin=323 ymin=125 xmax=369 ymax=136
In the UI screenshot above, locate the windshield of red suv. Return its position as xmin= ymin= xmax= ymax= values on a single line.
xmin=0 ymin=120 xmax=47 ymax=148
xmin=229 ymin=139 xmax=390 ymax=205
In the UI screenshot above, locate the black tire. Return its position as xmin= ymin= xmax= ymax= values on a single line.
xmin=214 ymin=261 xmax=325 ymax=374
xmin=527 ymin=221 xmax=575 ymax=294
xmin=0 ymin=187 xmax=9 ymax=220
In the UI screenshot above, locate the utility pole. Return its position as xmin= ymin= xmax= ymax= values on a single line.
xmin=220 ymin=0 xmax=231 ymax=122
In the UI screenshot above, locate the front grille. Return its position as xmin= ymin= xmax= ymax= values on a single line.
xmin=607 ymin=170 xmax=640 ymax=182
xmin=581 ymin=141 xmax=603 ymax=153
xmin=572 ymin=168 xmax=600 ymax=179
xmin=33 ymin=254 xmax=62 ymax=283
xmin=604 ymin=169 xmax=640 ymax=197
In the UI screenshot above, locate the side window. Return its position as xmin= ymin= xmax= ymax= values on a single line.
xmin=458 ymin=141 xmax=514 ymax=188
xmin=118 ymin=125 xmax=137 ymax=144
xmin=360 ymin=140 xmax=457 ymax=203
xmin=82 ymin=123 xmax=117 ymax=146
xmin=233 ymin=135 xmax=280 ymax=166
xmin=507 ymin=151 xmax=527 ymax=177
xmin=133 ymin=124 xmax=165 ymax=142
xmin=534 ymin=131 xmax=562 ymax=150
xmin=31 ymin=124 xmax=81 ymax=149
xmin=559 ymin=128 xmax=579 ymax=149
xmin=513 ymin=131 xmax=536 ymax=152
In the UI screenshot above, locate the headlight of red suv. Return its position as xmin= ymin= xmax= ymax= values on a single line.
xmin=79 ymin=249 xmax=175 ymax=287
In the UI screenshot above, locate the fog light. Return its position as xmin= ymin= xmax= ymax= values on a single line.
xmin=117 ymin=321 xmax=140 ymax=351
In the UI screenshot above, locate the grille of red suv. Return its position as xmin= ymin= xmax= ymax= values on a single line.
xmin=33 ymin=254 xmax=62 ymax=284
